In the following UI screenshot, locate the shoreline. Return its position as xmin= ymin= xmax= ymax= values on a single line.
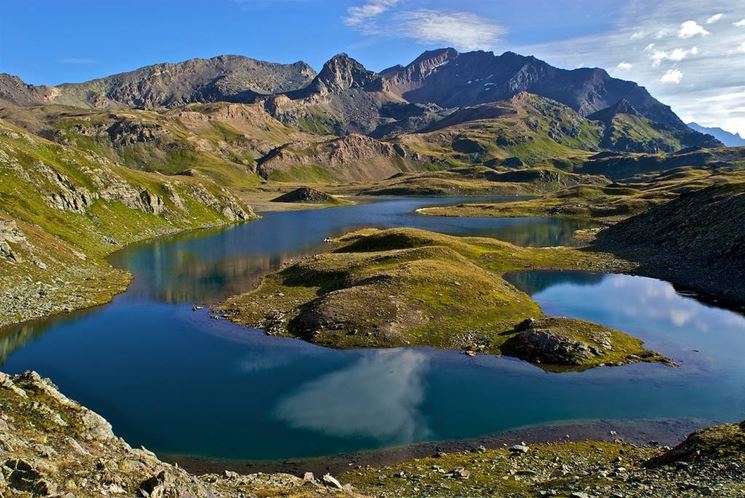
xmin=0 ymin=219 xmax=250 ymax=332
xmin=163 ymin=417 xmax=711 ymax=478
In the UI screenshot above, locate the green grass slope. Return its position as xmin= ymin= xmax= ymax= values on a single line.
xmin=0 ymin=119 xmax=256 ymax=326
xmin=396 ymin=93 xmax=603 ymax=168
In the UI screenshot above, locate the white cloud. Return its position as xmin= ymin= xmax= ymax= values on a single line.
xmin=735 ymin=41 xmax=745 ymax=54
xmin=706 ymin=13 xmax=724 ymax=24
xmin=630 ymin=31 xmax=644 ymax=40
xmin=616 ymin=62 xmax=633 ymax=70
xmin=343 ymin=2 xmax=504 ymax=52
xmin=734 ymin=19 xmax=745 ymax=27
xmin=660 ymin=68 xmax=684 ymax=84
xmin=678 ymin=20 xmax=710 ymax=38
xmin=344 ymin=0 xmax=400 ymax=27
xmin=650 ymin=46 xmax=698 ymax=66
xmin=514 ymin=0 xmax=745 ymax=135
xmin=393 ymin=10 xmax=505 ymax=51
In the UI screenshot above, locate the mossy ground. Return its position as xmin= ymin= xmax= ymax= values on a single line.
xmin=342 ymin=440 xmax=656 ymax=497
xmin=419 ymin=166 xmax=745 ymax=222
xmin=216 ymin=227 xmax=664 ymax=369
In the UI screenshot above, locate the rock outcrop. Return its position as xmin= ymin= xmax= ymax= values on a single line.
xmin=256 ymin=134 xmax=423 ymax=182
xmin=595 ymin=181 xmax=745 ymax=303
xmin=272 ymin=187 xmax=337 ymax=203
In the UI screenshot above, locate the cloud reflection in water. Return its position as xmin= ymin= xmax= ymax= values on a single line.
xmin=274 ymin=349 xmax=430 ymax=444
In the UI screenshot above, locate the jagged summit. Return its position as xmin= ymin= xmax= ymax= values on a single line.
xmin=308 ymin=53 xmax=381 ymax=94
xmin=589 ymin=99 xmax=640 ymax=124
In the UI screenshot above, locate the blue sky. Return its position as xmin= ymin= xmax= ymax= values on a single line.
xmin=1 ymin=0 xmax=623 ymax=84
xmin=2 ymin=0 xmax=745 ymax=134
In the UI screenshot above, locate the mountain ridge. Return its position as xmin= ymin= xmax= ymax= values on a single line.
xmin=0 ymin=49 xmax=721 ymax=153
xmin=1 ymin=55 xmax=316 ymax=109
xmin=688 ymin=122 xmax=745 ymax=147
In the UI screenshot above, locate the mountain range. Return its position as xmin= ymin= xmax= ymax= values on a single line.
xmin=687 ymin=122 xmax=745 ymax=147
xmin=0 ymin=49 xmax=729 ymax=194
xmin=1 ymin=49 xmax=719 ymax=149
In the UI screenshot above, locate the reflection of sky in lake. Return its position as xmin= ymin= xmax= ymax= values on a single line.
xmin=514 ymin=272 xmax=745 ymax=372
xmin=275 ymin=349 xmax=430 ymax=443
xmin=3 ymin=271 xmax=745 ymax=459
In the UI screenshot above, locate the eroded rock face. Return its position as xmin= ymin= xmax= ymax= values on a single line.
xmin=256 ymin=134 xmax=422 ymax=182
xmin=33 ymin=161 xmax=96 ymax=213
xmin=139 ymin=189 xmax=165 ymax=215
xmin=0 ymin=221 xmax=27 ymax=262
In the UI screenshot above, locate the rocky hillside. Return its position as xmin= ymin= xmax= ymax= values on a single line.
xmin=0 ymin=101 xmax=332 ymax=188
xmin=380 ymin=50 xmax=713 ymax=144
xmin=256 ymin=134 xmax=424 ymax=182
xmin=589 ymin=100 xmax=695 ymax=153
xmin=576 ymin=146 xmax=745 ymax=180
xmin=595 ymin=181 xmax=745 ymax=303
xmin=0 ymin=55 xmax=316 ymax=109
xmin=0 ymin=118 xmax=255 ymax=326
xmin=266 ymin=54 xmax=405 ymax=136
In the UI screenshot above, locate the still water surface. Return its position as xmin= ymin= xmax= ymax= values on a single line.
xmin=2 ymin=197 xmax=744 ymax=460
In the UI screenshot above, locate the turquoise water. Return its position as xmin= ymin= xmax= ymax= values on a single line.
xmin=1 ymin=198 xmax=744 ymax=460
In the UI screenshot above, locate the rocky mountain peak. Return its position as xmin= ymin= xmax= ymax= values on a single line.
xmin=312 ymin=53 xmax=381 ymax=93
xmin=588 ymin=99 xmax=641 ymax=125
xmin=609 ymin=99 xmax=638 ymax=115
xmin=382 ymin=48 xmax=459 ymax=94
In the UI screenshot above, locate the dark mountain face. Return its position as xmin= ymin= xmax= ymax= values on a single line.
xmin=382 ymin=48 xmax=458 ymax=95
xmin=382 ymin=50 xmax=687 ymax=132
xmin=1 ymin=56 xmax=317 ymax=109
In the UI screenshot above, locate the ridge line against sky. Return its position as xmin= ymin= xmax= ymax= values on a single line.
xmin=1 ymin=0 xmax=744 ymax=135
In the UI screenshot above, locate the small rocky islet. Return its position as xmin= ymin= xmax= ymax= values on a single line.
xmin=216 ymin=227 xmax=669 ymax=370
